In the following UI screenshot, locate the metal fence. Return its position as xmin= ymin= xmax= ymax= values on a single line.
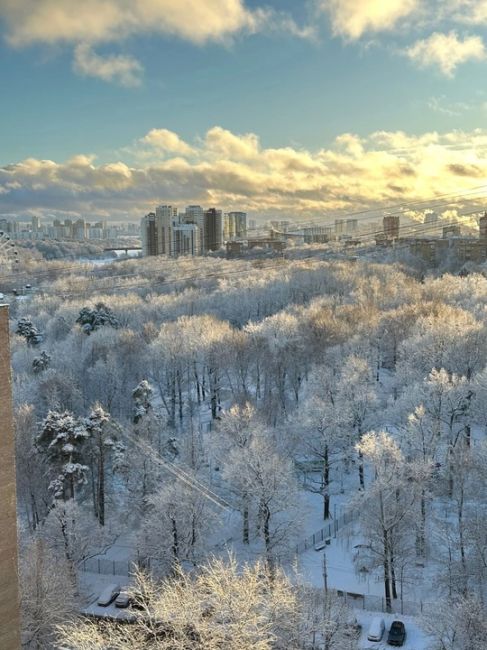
xmin=295 ymin=507 xmax=359 ymax=554
xmin=79 ymin=555 xmax=166 ymax=577
xmin=337 ymin=589 xmax=429 ymax=616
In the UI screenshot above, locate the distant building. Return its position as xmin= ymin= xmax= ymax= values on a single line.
xmin=73 ymin=219 xmax=86 ymax=240
xmin=142 ymin=206 xmax=204 ymax=257
xmin=302 ymin=226 xmax=333 ymax=244
xmin=442 ymin=225 xmax=461 ymax=238
xmin=31 ymin=216 xmax=40 ymax=232
xmin=173 ymin=223 xmax=200 ymax=256
xmin=141 ymin=212 xmax=158 ymax=256
xmin=204 ymin=208 xmax=223 ymax=251
xmin=155 ymin=204 xmax=178 ymax=255
xmin=479 ymin=212 xmax=487 ymax=246
xmin=346 ymin=219 xmax=358 ymax=233
xmin=424 ymin=212 xmax=438 ymax=224
xmin=184 ymin=205 xmax=205 ymax=253
xmin=383 ymin=215 xmax=400 ymax=239
xmin=335 ymin=219 xmax=345 ymax=234
xmin=224 ymin=211 xmax=247 ymax=240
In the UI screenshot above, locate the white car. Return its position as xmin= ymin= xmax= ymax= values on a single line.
xmin=367 ymin=616 xmax=385 ymax=642
xmin=97 ymin=583 xmax=121 ymax=606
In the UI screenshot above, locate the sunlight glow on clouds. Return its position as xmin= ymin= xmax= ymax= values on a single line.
xmin=2 ymin=127 xmax=487 ymax=220
xmin=318 ymin=0 xmax=418 ymax=40
xmin=405 ymin=31 xmax=486 ymax=76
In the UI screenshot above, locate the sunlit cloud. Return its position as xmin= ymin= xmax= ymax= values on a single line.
xmin=405 ymin=31 xmax=486 ymax=76
xmin=2 ymin=126 xmax=487 ymax=221
xmin=317 ymin=0 xmax=419 ymax=40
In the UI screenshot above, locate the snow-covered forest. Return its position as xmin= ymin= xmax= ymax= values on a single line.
xmin=10 ymin=253 xmax=487 ymax=649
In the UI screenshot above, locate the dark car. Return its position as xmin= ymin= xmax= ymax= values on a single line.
xmin=387 ymin=620 xmax=406 ymax=646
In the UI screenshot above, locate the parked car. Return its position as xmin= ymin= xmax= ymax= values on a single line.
xmin=115 ymin=591 xmax=131 ymax=608
xmin=97 ymin=583 xmax=121 ymax=606
xmin=387 ymin=620 xmax=406 ymax=646
xmin=367 ymin=616 xmax=385 ymax=642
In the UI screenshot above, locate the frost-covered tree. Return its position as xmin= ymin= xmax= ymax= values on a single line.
xmin=36 ymin=410 xmax=89 ymax=501
xmin=355 ymin=431 xmax=420 ymax=611
xmin=84 ymin=403 xmax=124 ymax=526
xmin=139 ymin=481 xmax=219 ymax=573
xmin=76 ymin=302 xmax=120 ymax=334
xmin=57 ymin=557 xmax=333 ymax=650
xmin=14 ymin=404 xmax=50 ymax=531
xmin=337 ymin=355 xmax=379 ymax=490
xmin=132 ymin=379 xmax=153 ymax=423
xmin=422 ymin=595 xmax=487 ymax=650
xmin=16 ymin=317 xmax=42 ymax=345
xmin=32 ymin=350 xmax=50 ymax=374
xmin=223 ymin=433 xmax=302 ymax=571
xmin=20 ymin=538 xmax=76 ymax=650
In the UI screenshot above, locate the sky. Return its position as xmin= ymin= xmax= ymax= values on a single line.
xmin=2 ymin=0 xmax=487 ymax=222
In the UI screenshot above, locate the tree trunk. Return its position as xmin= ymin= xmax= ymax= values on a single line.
xmin=263 ymin=504 xmax=274 ymax=577
xmin=243 ymin=497 xmax=249 ymax=544
xmin=171 ymin=517 xmax=179 ymax=567
xmin=97 ymin=439 xmax=105 ymax=527
xmin=323 ymin=444 xmax=330 ymax=520
xmin=383 ymin=529 xmax=392 ymax=612
xmin=358 ymin=448 xmax=364 ymax=490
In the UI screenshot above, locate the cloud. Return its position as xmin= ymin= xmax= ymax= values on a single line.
xmin=204 ymin=126 xmax=260 ymax=160
xmin=141 ymin=129 xmax=195 ymax=156
xmin=426 ymin=95 xmax=472 ymax=116
xmin=405 ymin=31 xmax=486 ymax=76
xmin=0 ymin=0 xmax=312 ymax=47
xmin=3 ymin=126 xmax=487 ymax=220
xmin=317 ymin=0 xmax=418 ymax=40
xmin=73 ymin=44 xmax=142 ymax=86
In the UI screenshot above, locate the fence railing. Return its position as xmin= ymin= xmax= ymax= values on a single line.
xmin=295 ymin=507 xmax=359 ymax=554
xmin=79 ymin=555 xmax=166 ymax=577
xmin=336 ymin=589 xmax=429 ymax=616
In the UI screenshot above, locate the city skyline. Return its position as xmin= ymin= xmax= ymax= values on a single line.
xmin=2 ymin=2 xmax=487 ymax=222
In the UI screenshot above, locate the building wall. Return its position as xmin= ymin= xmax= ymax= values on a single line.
xmin=0 ymin=305 xmax=21 ymax=650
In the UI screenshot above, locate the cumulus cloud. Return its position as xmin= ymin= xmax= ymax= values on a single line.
xmin=317 ymin=0 xmax=418 ymax=39
xmin=73 ymin=44 xmax=142 ymax=86
xmin=405 ymin=31 xmax=486 ymax=76
xmin=204 ymin=126 xmax=260 ymax=160
xmin=0 ymin=0 xmax=313 ymax=47
xmin=2 ymin=126 xmax=487 ymax=220
xmin=141 ymin=129 xmax=195 ymax=156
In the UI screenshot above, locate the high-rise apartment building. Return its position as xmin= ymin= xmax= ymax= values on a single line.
xmin=142 ymin=207 xmax=203 ymax=257
xmin=479 ymin=212 xmax=487 ymax=246
xmin=335 ymin=219 xmax=345 ymax=234
xmin=155 ymin=204 xmax=178 ymax=255
xmin=383 ymin=215 xmax=400 ymax=239
xmin=141 ymin=212 xmax=157 ymax=256
xmin=346 ymin=219 xmax=358 ymax=233
xmin=184 ymin=205 xmax=205 ymax=253
xmin=73 ymin=219 xmax=86 ymax=240
xmin=204 ymin=208 xmax=223 ymax=251
xmin=173 ymin=223 xmax=200 ymax=256
xmin=224 ymin=212 xmax=247 ymax=240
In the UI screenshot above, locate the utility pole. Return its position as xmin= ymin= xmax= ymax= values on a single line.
xmin=322 ymin=550 xmax=328 ymax=593
xmin=0 ymin=303 xmax=21 ymax=649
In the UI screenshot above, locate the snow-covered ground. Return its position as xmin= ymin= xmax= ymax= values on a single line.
xmin=355 ymin=611 xmax=432 ymax=650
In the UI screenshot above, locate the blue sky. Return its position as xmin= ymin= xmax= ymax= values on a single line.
xmin=1 ymin=1 xmax=487 ymax=220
